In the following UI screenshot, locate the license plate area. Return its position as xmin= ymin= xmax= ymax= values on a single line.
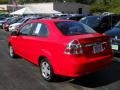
xmin=112 ymin=44 xmax=118 ymax=50
xmin=93 ymin=44 xmax=103 ymax=54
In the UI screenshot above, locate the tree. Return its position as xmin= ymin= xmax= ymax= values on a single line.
xmin=78 ymin=0 xmax=96 ymax=4
xmin=16 ymin=0 xmax=96 ymax=4
xmin=0 ymin=0 xmax=96 ymax=4
xmin=0 ymin=0 xmax=7 ymax=4
xmin=90 ymin=0 xmax=120 ymax=14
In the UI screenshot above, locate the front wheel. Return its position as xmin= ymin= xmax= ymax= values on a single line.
xmin=40 ymin=58 xmax=56 ymax=81
xmin=9 ymin=45 xmax=17 ymax=58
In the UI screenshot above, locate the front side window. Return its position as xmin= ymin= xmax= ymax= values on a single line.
xmin=55 ymin=21 xmax=96 ymax=36
xmin=32 ymin=23 xmax=49 ymax=37
xmin=19 ymin=23 xmax=36 ymax=35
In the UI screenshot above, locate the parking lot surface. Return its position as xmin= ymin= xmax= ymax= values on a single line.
xmin=0 ymin=29 xmax=120 ymax=90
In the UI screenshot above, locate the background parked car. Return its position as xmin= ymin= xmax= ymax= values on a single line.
xmin=80 ymin=14 xmax=120 ymax=33
xmin=9 ymin=17 xmax=30 ymax=32
xmin=104 ymin=20 xmax=120 ymax=53
xmin=57 ymin=14 xmax=85 ymax=21
xmin=9 ymin=16 xmax=42 ymax=32
xmin=0 ymin=18 xmax=6 ymax=29
xmin=0 ymin=16 xmax=10 ymax=28
xmin=9 ymin=19 xmax=113 ymax=81
xmin=0 ymin=17 xmax=13 ymax=29
xmin=3 ymin=17 xmax=22 ymax=31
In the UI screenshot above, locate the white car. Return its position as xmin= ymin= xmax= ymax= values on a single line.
xmin=9 ymin=18 xmax=30 ymax=32
xmin=9 ymin=23 xmax=21 ymax=31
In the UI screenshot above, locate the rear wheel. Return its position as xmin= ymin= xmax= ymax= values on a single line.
xmin=40 ymin=58 xmax=56 ymax=81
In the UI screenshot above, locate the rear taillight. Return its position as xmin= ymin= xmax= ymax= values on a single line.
xmin=64 ymin=40 xmax=83 ymax=55
xmin=101 ymin=41 xmax=111 ymax=51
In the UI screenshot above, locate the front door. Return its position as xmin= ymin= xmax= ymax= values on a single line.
xmin=16 ymin=23 xmax=37 ymax=59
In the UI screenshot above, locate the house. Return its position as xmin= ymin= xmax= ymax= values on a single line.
xmin=25 ymin=2 xmax=90 ymax=14
xmin=0 ymin=5 xmax=8 ymax=12
xmin=0 ymin=2 xmax=90 ymax=14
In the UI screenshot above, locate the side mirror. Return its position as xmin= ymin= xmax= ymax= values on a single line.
xmin=11 ymin=31 xmax=19 ymax=36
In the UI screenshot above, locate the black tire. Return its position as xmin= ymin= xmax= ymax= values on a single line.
xmin=40 ymin=58 xmax=56 ymax=81
xmin=9 ymin=45 xmax=17 ymax=58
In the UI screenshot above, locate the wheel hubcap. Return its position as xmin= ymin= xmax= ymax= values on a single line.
xmin=41 ymin=61 xmax=50 ymax=79
xmin=9 ymin=46 xmax=13 ymax=57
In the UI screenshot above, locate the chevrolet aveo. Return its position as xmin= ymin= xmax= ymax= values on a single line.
xmin=8 ymin=19 xmax=113 ymax=81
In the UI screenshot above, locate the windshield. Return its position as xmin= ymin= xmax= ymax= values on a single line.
xmin=17 ymin=18 xmax=26 ymax=23
xmin=55 ymin=21 xmax=96 ymax=36
xmin=80 ymin=16 xmax=101 ymax=28
xmin=9 ymin=18 xmax=17 ymax=23
xmin=9 ymin=18 xmax=21 ymax=24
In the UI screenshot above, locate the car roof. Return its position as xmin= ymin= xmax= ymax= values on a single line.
xmin=57 ymin=14 xmax=85 ymax=20
xmin=27 ymin=19 xmax=74 ymax=23
xmin=83 ymin=16 xmax=100 ymax=18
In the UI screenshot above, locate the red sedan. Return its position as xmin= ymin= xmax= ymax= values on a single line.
xmin=8 ymin=19 xmax=113 ymax=81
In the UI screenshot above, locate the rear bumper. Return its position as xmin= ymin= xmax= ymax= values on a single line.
xmin=56 ymin=54 xmax=113 ymax=77
xmin=113 ymin=50 xmax=120 ymax=54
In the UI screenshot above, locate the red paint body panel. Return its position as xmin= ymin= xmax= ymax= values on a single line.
xmin=9 ymin=19 xmax=113 ymax=77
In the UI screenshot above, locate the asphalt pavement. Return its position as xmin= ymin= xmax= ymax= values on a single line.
xmin=0 ymin=29 xmax=120 ymax=90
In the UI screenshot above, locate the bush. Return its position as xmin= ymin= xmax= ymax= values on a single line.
xmin=0 ymin=0 xmax=7 ymax=4
xmin=90 ymin=0 xmax=120 ymax=14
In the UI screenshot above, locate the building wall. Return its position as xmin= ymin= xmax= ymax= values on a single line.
xmin=0 ymin=4 xmax=23 ymax=12
xmin=0 ymin=5 xmax=7 ymax=11
xmin=7 ymin=5 xmax=23 ymax=12
xmin=0 ymin=3 xmax=90 ymax=14
xmin=25 ymin=3 xmax=54 ymax=10
xmin=53 ymin=2 xmax=90 ymax=14
xmin=25 ymin=2 xmax=89 ymax=14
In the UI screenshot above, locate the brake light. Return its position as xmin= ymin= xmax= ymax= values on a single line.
xmin=64 ymin=40 xmax=83 ymax=55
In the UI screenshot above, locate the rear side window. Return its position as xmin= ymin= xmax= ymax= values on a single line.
xmin=55 ymin=21 xmax=96 ymax=35
xmin=32 ymin=23 xmax=48 ymax=37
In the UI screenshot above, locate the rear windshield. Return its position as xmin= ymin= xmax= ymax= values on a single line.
xmin=80 ymin=16 xmax=101 ymax=28
xmin=55 ymin=21 xmax=96 ymax=35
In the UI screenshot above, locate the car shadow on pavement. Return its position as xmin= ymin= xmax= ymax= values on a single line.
xmin=70 ymin=62 xmax=120 ymax=88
